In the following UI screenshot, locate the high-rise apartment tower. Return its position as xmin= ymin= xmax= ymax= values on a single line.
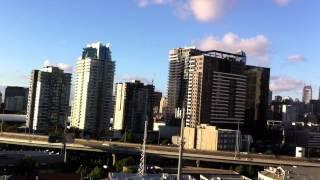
xmin=71 ymin=42 xmax=115 ymax=135
xmin=113 ymin=80 xmax=154 ymax=134
xmin=302 ymin=85 xmax=312 ymax=104
xmin=185 ymin=51 xmax=247 ymax=129
xmin=166 ymin=47 xmax=203 ymax=125
xmin=26 ymin=66 xmax=71 ymax=133
xmin=244 ymin=65 xmax=270 ymax=139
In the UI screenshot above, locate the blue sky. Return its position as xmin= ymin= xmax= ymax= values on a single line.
xmin=0 ymin=0 xmax=319 ymax=100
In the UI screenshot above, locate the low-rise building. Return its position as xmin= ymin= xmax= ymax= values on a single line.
xmin=258 ymin=166 xmax=320 ymax=180
xmin=184 ymin=127 xmax=196 ymax=149
xmin=5 ymin=96 xmax=25 ymax=112
xmin=201 ymin=174 xmax=251 ymax=180
xmin=108 ymin=173 xmax=195 ymax=180
xmin=182 ymin=124 xmax=252 ymax=152
xmin=4 ymin=86 xmax=28 ymax=113
xmin=109 ymin=168 xmax=251 ymax=180
xmin=196 ymin=124 xmax=218 ymax=151
xmin=258 ymin=167 xmax=285 ymax=180
xmin=0 ymin=114 xmax=26 ymax=125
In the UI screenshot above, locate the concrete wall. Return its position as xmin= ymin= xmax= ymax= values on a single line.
xmin=184 ymin=127 xmax=196 ymax=149
xmin=196 ymin=125 xmax=218 ymax=151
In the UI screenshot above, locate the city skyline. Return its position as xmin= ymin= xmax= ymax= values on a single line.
xmin=1 ymin=1 xmax=320 ymax=179
xmin=0 ymin=0 xmax=320 ymax=99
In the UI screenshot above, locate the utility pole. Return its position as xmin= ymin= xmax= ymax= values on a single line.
xmin=176 ymin=107 xmax=185 ymax=180
xmin=63 ymin=115 xmax=67 ymax=163
xmin=234 ymin=119 xmax=240 ymax=159
xmin=1 ymin=108 xmax=4 ymax=132
xmin=158 ymin=129 xmax=161 ymax=145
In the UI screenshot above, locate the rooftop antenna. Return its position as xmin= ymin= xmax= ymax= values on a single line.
xmin=152 ymin=73 xmax=156 ymax=86
xmin=137 ymin=118 xmax=148 ymax=177
xmin=138 ymin=95 xmax=149 ymax=177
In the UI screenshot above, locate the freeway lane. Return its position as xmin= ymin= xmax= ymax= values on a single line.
xmin=0 ymin=132 xmax=320 ymax=167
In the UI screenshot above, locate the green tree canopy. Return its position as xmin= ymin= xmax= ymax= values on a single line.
xmin=88 ymin=166 xmax=103 ymax=178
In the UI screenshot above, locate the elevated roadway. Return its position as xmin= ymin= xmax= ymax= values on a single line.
xmin=0 ymin=132 xmax=319 ymax=167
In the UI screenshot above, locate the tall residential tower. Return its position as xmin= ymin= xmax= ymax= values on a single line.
xmin=26 ymin=66 xmax=71 ymax=133
xmin=185 ymin=51 xmax=247 ymax=129
xmin=244 ymin=65 xmax=270 ymax=139
xmin=71 ymin=42 xmax=115 ymax=135
xmin=302 ymin=85 xmax=312 ymax=104
xmin=166 ymin=47 xmax=203 ymax=125
xmin=113 ymin=80 xmax=154 ymax=134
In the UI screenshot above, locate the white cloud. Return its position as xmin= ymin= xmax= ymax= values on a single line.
xmin=136 ymin=0 xmax=173 ymax=7
xmin=154 ymin=0 xmax=174 ymax=4
xmin=137 ymin=0 xmax=150 ymax=7
xmin=196 ymin=32 xmax=271 ymax=65
xmin=270 ymin=76 xmax=304 ymax=92
xmin=188 ymin=0 xmax=234 ymax=22
xmin=137 ymin=0 xmax=292 ymax=21
xmin=273 ymin=0 xmax=291 ymax=6
xmin=136 ymin=0 xmax=235 ymax=22
xmin=287 ymin=55 xmax=305 ymax=62
xmin=43 ymin=59 xmax=73 ymax=73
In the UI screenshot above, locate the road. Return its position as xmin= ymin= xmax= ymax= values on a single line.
xmin=0 ymin=132 xmax=320 ymax=167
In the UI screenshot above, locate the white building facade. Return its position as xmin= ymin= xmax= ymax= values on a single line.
xmin=302 ymin=85 xmax=312 ymax=104
xmin=71 ymin=42 xmax=115 ymax=135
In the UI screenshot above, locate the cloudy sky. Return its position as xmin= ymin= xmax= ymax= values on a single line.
xmin=0 ymin=0 xmax=319 ymax=100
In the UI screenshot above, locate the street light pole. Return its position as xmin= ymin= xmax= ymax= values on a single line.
xmin=63 ymin=114 xmax=67 ymax=163
xmin=234 ymin=119 xmax=240 ymax=159
xmin=1 ymin=108 xmax=4 ymax=133
xmin=158 ymin=129 xmax=161 ymax=145
xmin=177 ymin=107 xmax=185 ymax=180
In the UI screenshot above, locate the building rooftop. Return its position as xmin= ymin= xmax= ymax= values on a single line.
xmin=108 ymin=173 xmax=194 ymax=180
xmin=259 ymin=170 xmax=284 ymax=180
xmin=200 ymin=174 xmax=251 ymax=180
xmin=259 ymin=166 xmax=320 ymax=180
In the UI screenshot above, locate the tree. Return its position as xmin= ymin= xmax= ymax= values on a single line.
xmin=0 ymin=122 xmax=9 ymax=132
xmin=235 ymin=165 xmax=245 ymax=175
xmin=75 ymin=165 xmax=88 ymax=178
xmin=125 ymin=167 xmax=137 ymax=173
xmin=246 ymin=166 xmax=256 ymax=178
xmin=6 ymin=124 xmax=19 ymax=132
xmin=88 ymin=166 xmax=103 ymax=179
xmin=115 ymin=157 xmax=134 ymax=172
xmin=120 ymin=132 xmax=133 ymax=142
xmin=68 ymin=127 xmax=81 ymax=138
xmin=48 ymin=125 xmax=63 ymax=136
xmin=160 ymin=139 xmax=169 ymax=145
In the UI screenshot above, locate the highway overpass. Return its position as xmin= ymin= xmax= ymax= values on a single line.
xmin=0 ymin=132 xmax=320 ymax=167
